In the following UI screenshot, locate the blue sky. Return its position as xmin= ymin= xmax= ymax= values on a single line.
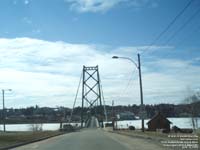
xmin=1 ymin=0 xmax=200 ymax=46
xmin=0 ymin=0 xmax=200 ymax=108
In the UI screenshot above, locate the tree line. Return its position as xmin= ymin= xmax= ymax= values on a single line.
xmin=0 ymin=100 xmax=199 ymax=124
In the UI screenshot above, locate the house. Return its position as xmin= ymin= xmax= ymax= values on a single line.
xmin=147 ymin=112 xmax=171 ymax=132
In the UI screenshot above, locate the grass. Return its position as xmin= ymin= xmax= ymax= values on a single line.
xmin=196 ymin=129 xmax=200 ymax=144
xmin=112 ymin=129 xmax=200 ymax=147
xmin=0 ymin=131 xmax=63 ymax=148
xmin=113 ymin=130 xmax=169 ymax=141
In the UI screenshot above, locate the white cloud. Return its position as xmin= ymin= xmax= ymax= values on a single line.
xmin=65 ymin=0 xmax=158 ymax=13
xmin=0 ymin=38 xmax=127 ymax=107
xmin=65 ymin=0 xmax=121 ymax=12
xmin=0 ymin=37 xmax=199 ymax=108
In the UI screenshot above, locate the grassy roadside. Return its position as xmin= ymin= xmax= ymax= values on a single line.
xmin=0 ymin=131 xmax=64 ymax=149
xmin=109 ymin=129 xmax=200 ymax=148
xmin=111 ymin=130 xmax=169 ymax=144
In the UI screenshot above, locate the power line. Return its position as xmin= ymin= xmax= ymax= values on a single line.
xmin=164 ymin=7 xmax=200 ymax=46
xmin=119 ymin=67 xmax=137 ymax=98
xmin=139 ymin=1 xmax=199 ymax=81
xmin=151 ymin=7 xmax=200 ymax=60
xmin=142 ymin=0 xmax=195 ymax=54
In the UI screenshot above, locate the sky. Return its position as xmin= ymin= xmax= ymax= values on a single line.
xmin=0 ymin=0 xmax=200 ymax=108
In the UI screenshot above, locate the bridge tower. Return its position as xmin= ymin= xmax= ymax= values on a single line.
xmin=81 ymin=65 xmax=104 ymax=127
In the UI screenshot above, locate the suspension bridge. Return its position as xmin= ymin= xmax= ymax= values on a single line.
xmin=69 ymin=65 xmax=107 ymax=128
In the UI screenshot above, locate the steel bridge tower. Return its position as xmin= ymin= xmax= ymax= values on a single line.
xmin=81 ymin=65 xmax=104 ymax=127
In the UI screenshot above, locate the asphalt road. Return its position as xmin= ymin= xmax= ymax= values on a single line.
xmin=88 ymin=116 xmax=99 ymax=128
xmin=12 ymin=129 xmax=163 ymax=150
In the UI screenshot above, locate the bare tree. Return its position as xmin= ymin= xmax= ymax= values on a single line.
xmin=184 ymin=91 xmax=200 ymax=130
xmin=29 ymin=123 xmax=43 ymax=131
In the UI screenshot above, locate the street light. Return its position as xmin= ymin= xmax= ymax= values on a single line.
xmin=112 ymin=56 xmax=138 ymax=68
xmin=112 ymin=54 xmax=145 ymax=132
xmin=2 ymin=89 xmax=12 ymax=132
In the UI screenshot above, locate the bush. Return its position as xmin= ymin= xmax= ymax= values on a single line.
xmin=172 ymin=125 xmax=181 ymax=133
xmin=105 ymin=123 xmax=113 ymax=127
xmin=61 ymin=124 xmax=74 ymax=132
xmin=129 ymin=126 xmax=135 ymax=130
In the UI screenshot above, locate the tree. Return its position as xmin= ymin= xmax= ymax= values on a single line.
xmin=29 ymin=123 xmax=43 ymax=131
xmin=184 ymin=91 xmax=200 ymax=130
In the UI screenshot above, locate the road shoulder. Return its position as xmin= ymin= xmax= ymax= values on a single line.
xmin=103 ymin=129 xmax=164 ymax=150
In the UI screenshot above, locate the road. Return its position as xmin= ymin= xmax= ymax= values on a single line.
xmin=12 ymin=129 xmax=164 ymax=150
xmin=87 ymin=116 xmax=99 ymax=128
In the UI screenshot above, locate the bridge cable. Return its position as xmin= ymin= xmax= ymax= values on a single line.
xmin=68 ymin=72 xmax=83 ymax=123
xmin=99 ymin=78 xmax=108 ymax=122
xmin=100 ymin=83 xmax=108 ymax=122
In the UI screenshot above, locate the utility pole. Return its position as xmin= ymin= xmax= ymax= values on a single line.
xmin=112 ymin=53 xmax=145 ymax=132
xmin=2 ymin=90 xmax=5 ymax=132
xmin=112 ymin=100 xmax=115 ymax=130
xmin=138 ymin=54 xmax=145 ymax=132
xmin=2 ymin=89 xmax=12 ymax=132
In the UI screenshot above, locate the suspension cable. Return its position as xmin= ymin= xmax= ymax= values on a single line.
xmin=68 ymin=72 xmax=83 ymax=123
xmin=100 ymin=80 xmax=108 ymax=122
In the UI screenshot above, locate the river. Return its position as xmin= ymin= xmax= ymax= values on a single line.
xmin=0 ymin=117 xmax=199 ymax=131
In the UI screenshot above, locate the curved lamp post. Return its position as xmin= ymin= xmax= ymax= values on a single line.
xmin=112 ymin=54 xmax=145 ymax=132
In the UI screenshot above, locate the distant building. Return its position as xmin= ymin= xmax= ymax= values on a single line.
xmin=117 ymin=111 xmax=136 ymax=120
xmin=147 ymin=112 xmax=171 ymax=132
